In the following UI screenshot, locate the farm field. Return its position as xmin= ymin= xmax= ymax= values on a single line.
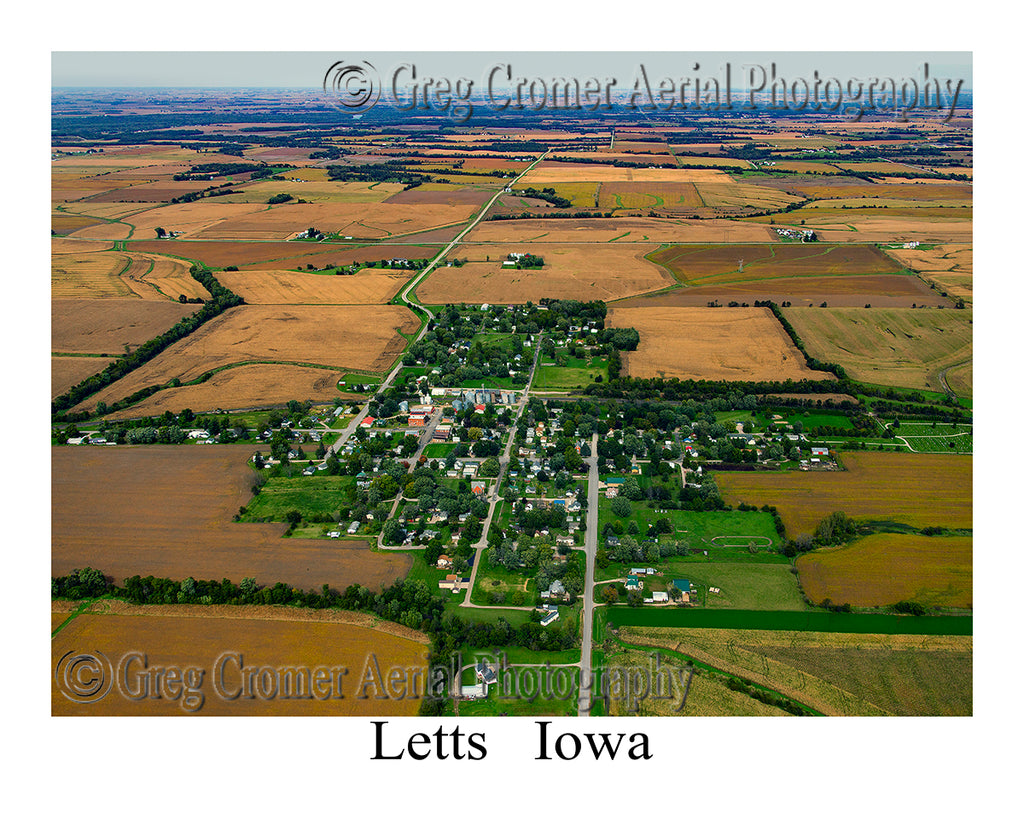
xmin=519 ymin=162 xmax=730 ymax=184
xmin=782 ymin=306 xmax=973 ymax=395
xmin=52 ymin=250 xmax=142 ymax=298
xmin=468 ymin=216 xmax=776 ymax=244
xmin=52 ymin=446 xmax=411 ymax=589
xmin=606 ymin=306 xmax=831 ymax=382
xmin=217 ymin=179 xmax=407 ymax=204
xmin=884 ymin=242 xmax=973 ymax=304
xmin=418 ymin=243 xmax=671 ymax=304
xmin=646 ymin=243 xmax=904 ymax=286
xmin=715 ymin=451 xmax=972 ymax=537
xmin=52 ymin=356 xmax=110 ymax=398
xmin=104 ymin=363 xmax=352 ymax=418
xmin=757 ymin=213 xmax=973 ymax=244
xmin=796 ymin=533 xmax=972 ymax=608
xmin=216 ymin=269 xmax=412 ymax=304
xmin=127 ymin=239 xmax=443 ymax=271
xmin=617 ymin=626 xmax=971 ymax=716
xmin=52 ymin=298 xmax=199 ymax=354
xmin=72 ymin=304 xmax=418 ymax=413
xmin=610 ymin=274 xmax=948 ymax=308
xmin=52 ymin=603 xmax=428 ymax=716
xmin=603 ymin=645 xmax=790 ymax=716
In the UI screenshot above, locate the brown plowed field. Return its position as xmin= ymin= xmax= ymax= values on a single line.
xmin=606 ymin=306 xmax=831 ymax=382
xmin=52 ymin=357 xmax=111 ymax=398
xmin=417 ymin=243 xmax=672 ymax=304
xmin=217 ymin=269 xmax=411 ymax=304
xmin=52 ymin=446 xmax=411 ymax=589
xmin=611 ymin=275 xmax=949 ymax=308
xmin=105 ymin=363 xmax=350 ymax=418
xmin=71 ymin=304 xmax=418 ymax=412
xmin=648 ymin=243 xmax=903 ymax=285
xmin=383 ymin=186 xmax=493 ymax=206
xmin=716 ymin=452 xmax=972 ymax=537
xmin=51 ymin=605 xmax=428 ymax=716
xmin=52 ymin=299 xmax=199 ymax=354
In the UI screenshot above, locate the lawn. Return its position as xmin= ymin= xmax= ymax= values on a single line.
xmin=242 ymin=475 xmax=355 ymax=521
xmin=654 ymin=560 xmax=810 ymax=611
xmin=532 ymin=356 xmax=609 ymax=390
xmin=598 ymin=501 xmax=780 ymax=549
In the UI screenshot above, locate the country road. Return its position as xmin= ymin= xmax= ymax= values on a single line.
xmin=577 ymin=432 xmax=599 ymax=716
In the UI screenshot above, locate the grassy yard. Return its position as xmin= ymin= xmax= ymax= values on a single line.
xmin=532 ymin=355 xmax=609 ymax=390
xmin=242 ymin=475 xmax=355 ymax=521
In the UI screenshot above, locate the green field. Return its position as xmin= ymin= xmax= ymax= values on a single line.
xmin=602 ymin=607 xmax=973 ymax=635
xmin=423 ymin=442 xmax=457 ymax=458
xmin=650 ymin=561 xmax=809 ymax=611
xmin=532 ymin=356 xmax=609 ymax=390
xmin=242 ymin=475 xmax=354 ymax=521
xmin=598 ymin=502 xmax=780 ymax=549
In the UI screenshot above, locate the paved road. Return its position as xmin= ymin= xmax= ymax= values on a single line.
xmin=577 ymin=432 xmax=600 ymax=716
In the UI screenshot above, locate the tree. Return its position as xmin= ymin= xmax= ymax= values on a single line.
xmin=478 ymin=457 xmax=501 ymax=477
xmin=155 ymin=227 xmax=166 ymax=238
xmin=610 ymin=496 xmax=632 ymax=518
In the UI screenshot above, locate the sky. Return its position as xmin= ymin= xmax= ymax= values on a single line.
xmin=51 ymin=51 xmax=972 ymax=90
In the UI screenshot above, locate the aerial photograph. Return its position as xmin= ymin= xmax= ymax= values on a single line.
xmin=49 ymin=50 xmax=974 ymax=725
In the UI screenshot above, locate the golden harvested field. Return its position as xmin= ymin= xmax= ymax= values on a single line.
xmin=519 ymin=161 xmax=731 ymax=184
xmin=694 ymin=181 xmax=802 ymax=211
xmin=52 ymin=356 xmax=110 ymax=398
xmin=185 ymin=202 xmax=478 ymax=240
xmin=52 ymin=237 xmax=113 ymax=254
xmin=52 ymin=251 xmax=137 ymax=298
xmin=468 ymin=216 xmax=776 ymax=244
xmin=648 ymin=243 xmax=903 ymax=286
xmin=52 ymin=604 xmax=428 ymax=716
xmin=52 ymin=446 xmax=412 ymax=589
xmin=59 ymin=202 xmax=156 ymax=220
xmin=796 ymin=533 xmax=972 ymax=608
xmin=106 ymin=363 xmax=350 ymax=418
xmin=716 ymin=451 xmax=972 ymax=537
xmin=607 ymin=306 xmax=831 ymax=382
xmin=671 ymin=156 xmax=753 ymax=168
xmin=72 ymin=304 xmax=418 ymax=412
xmin=122 ymin=201 xmax=278 ymax=239
xmin=217 ymin=269 xmax=411 ymax=304
xmin=52 ymin=249 xmax=207 ymax=301
xmin=612 ymin=274 xmax=948 ymax=309
xmin=619 ymin=627 xmax=971 ymax=716
xmin=418 ymin=243 xmax=671 ymax=304
xmin=52 ymin=299 xmax=198 ymax=354
xmin=782 ymin=306 xmax=973 ymax=394
xmin=67 ymin=221 xmax=132 ymax=241
xmin=945 ymin=360 xmax=973 ymax=397
xmin=127 ymin=252 xmax=212 ymax=301
xmin=884 ymin=243 xmax=972 ymax=304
